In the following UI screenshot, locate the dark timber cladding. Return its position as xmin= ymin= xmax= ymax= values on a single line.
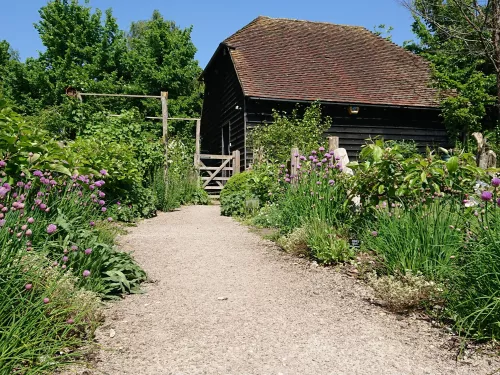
xmin=200 ymin=45 xmax=244 ymax=161
xmin=200 ymin=16 xmax=448 ymax=169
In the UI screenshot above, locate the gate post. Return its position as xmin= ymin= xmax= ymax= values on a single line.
xmin=232 ymin=150 xmax=240 ymax=175
xmin=328 ymin=136 xmax=339 ymax=153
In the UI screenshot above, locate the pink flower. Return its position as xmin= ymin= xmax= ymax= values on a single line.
xmin=0 ymin=160 xmax=5 ymax=168
xmin=46 ymin=224 xmax=57 ymax=234
xmin=26 ymin=229 xmax=32 ymax=236
xmin=67 ymin=319 xmax=74 ymax=324
xmin=101 ymin=207 xmax=107 ymax=212
xmin=27 ymin=217 xmax=34 ymax=224
xmin=82 ymin=270 xmax=91 ymax=278
xmin=62 ymin=256 xmax=68 ymax=263
xmin=85 ymin=248 xmax=92 ymax=255
xmin=71 ymin=245 xmax=78 ymax=251
xmin=107 ymin=217 xmax=113 ymax=222
xmin=492 ymin=177 xmax=500 ymax=187
xmin=371 ymin=231 xmax=378 ymax=237
xmin=43 ymin=298 xmax=50 ymax=304
xmin=89 ymin=221 xmax=95 ymax=227
xmin=25 ymin=283 xmax=32 ymax=290
xmin=100 ymin=169 xmax=108 ymax=176
xmin=98 ymin=200 xmax=105 ymax=206
xmin=0 ymin=219 xmax=6 ymax=227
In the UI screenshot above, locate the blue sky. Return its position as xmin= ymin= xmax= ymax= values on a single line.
xmin=0 ymin=0 xmax=417 ymax=68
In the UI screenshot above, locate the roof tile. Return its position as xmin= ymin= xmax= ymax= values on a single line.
xmin=223 ymin=16 xmax=440 ymax=108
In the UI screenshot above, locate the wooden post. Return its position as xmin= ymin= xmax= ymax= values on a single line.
xmin=328 ymin=136 xmax=339 ymax=153
xmin=291 ymin=147 xmax=299 ymax=183
xmin=232 ymin=150 xmax=240 ymax=175
xmin=161 ymin=91 xmax=168 ymax=175
xmin=194 ymin=118 xmax=201 ymax=167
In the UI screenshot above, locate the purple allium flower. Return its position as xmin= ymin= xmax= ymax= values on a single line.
xmin=107 ymin=217 xmax=113 ymax=222
xmin=0 ymin=187 xmax=8 ymax=198
xmin=101 ymin=207 xmax=107 ymax=212
xmin=497 ymin=198 xmax=500 ymax=207
xmin=0 ymin=219 xmax=6 ymax=227
xmin=39 ymin=203 xmax=47 ymax=210
xmin=27 ymin=217 xmax=34 ymax=224
xmin=319 ymin=146 xmax=325 ymax=152
xmin=100 ymin=169 xmax=108 ymax=176
xmin=311 ymin=150 xmax=317 ymax=155
xmin=98 ymin=200 xmax=105 ymax=206
xmin=62 ymin=256 xmax=68 ymax=263
xmin=67 ymin=319 xmax=74 ymax=324
xmin=285 ymin=178 xmax=291 ymax=183
xmin=82 ymin=270 xmax=91 ymax=278
xmin=89 ymin=221 xmax=95 ymax=227
xmin=98 ymin=191 xmax=105 ymax=198
xmin=49 ymin=180 xmax=57 ymax=186
xmin=117 ymin=201 xmax=121 ymax=206
xmin=89 ymin=184 xmax=95 ymax=190
xmin=0 ymin=160 xmax=5 ymax=168
xmin=43 ymin=298 xmax=50 ymax=304
xmin=316 ymin=181 xmax=321 ymax=185
xmin=371 ymin=231 xmax=378 ymax=237
xmin=300 ymin=155 xmax=307 ymax=161
xmin=492 ymin=177 xmax=500 ymax=187
xmin=17 ymin=181 xmax=24 ymax=188
xmin=308 ymin=155 xmax=314 ymax=161
xmin=84 ymin=248 xmax=92 ymax=255
xmin=293 ymin=153 xmax=299 ymax=158
xmin=25 ymin=229 xmax=32 ymax=237
xmin=25 ymin=283 xmax=32 ymax=290
xmin=481 ymin=191 xmax=493 ymax=202
xmin=95 ymin=180 xmax=105 ymax=187
xmin=46 ymin=224 xmax=57 ymax=234
xmin=21 ymin=224 xmax=27 ymax=231
xmin=71 ymin=245 xmax=78 ymax=251
xmin=328 ymin=180 xmax=335 ymax=185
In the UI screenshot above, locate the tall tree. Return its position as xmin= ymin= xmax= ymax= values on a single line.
xmin=403 ymin=0 xmax=500 ymax=144
xmin=124 ymin=10 xmax=203 ymax=120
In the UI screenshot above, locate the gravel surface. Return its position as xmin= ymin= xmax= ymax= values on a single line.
xmin=84 ymin=205 xmax=499 ymax=375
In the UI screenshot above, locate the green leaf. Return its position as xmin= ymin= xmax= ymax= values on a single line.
xmin=446 ymin=156 xmax=459 ymax=173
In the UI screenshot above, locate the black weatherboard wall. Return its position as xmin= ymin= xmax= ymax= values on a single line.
xmin=245 ymin=99 xmax=448 ymax=160
xmin=200 ymin=45 xmax=245 ymax=160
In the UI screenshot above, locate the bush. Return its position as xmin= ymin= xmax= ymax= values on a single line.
xmin=251 ymin=102 xmax=331 ymax=164
xmin=220 ymin=171 xmax=254 ymax=216
xmin=306 ymin=219 xmax=353 ymax=264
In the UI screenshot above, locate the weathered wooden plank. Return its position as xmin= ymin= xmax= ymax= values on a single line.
xmin=199 ymin=154 xmax=234 ymax=160
xmin=199 ymin=167 xmax=234 ymax=171
xmin=201 ymin=177 xmax=230 ymax=181
xmin=205 ymin=186 xmax=224 ymax=190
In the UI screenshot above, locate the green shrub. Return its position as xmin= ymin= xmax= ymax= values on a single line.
xmin=251 ymin=102 xmax=331 ymax=164
xmin=220 ymin=171 xmax=254 ymax=216
xmin=306 ymin=219 xmax=353 ymax=264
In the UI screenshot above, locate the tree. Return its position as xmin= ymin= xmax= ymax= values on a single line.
xmin=124 ymin=10 xmax=202 ymax=121
xmin=402 ymin=0 xmax=500 ymax=144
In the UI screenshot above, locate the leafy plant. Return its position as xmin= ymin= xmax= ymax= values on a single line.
xmin=251 ymin=102 xmax=331 ymax=165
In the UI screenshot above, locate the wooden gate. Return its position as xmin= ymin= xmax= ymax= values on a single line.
xmin=196 ymin=151 xmax=240 ymax=198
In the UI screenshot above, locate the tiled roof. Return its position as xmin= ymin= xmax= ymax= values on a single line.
xmin=222 ymin=16 xmax=440 ymax=108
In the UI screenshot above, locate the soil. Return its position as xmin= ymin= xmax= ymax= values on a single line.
xmin=74 ymin=205 xmax=500 ymax=374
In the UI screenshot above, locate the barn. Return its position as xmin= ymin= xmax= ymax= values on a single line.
xmin=200 ymin=16 xmax=448 ymax=169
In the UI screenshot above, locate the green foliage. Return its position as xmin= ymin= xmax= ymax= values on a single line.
xmin=0 ymin=163 xmax=146 ymax=372
xmin=406 ymin=1 xmax=497 ymax=144
xmin=220 ymin=171 xmax=254 ymax=216
xmin=306 ymin=219 xmax=353 ymax=264
xmin=349 ymin=139 xmax=489 ymax=207
xmin=220 ymin=165 xmax=278 ymax=217
xmin=252 ymin=103 xmax=331 ymax=164
xmin=447 ymin=200 xmax=500 ymax=339
xmin=361 ymin=201 xmax=463 ymax=280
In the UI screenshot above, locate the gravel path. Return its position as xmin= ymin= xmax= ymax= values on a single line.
xmin=88 ymin=205 xmax=499 ymax=375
